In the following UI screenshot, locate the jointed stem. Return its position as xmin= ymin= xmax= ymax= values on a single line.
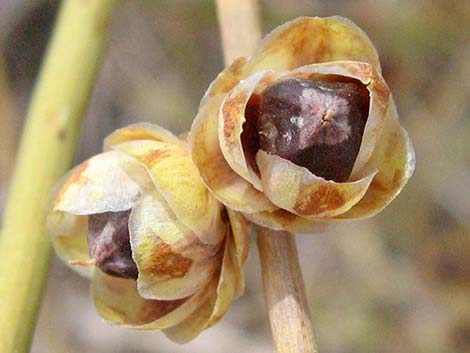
xmin=214 ymin=1 xmax=318 ymax=352
xmin=0 ymin=1 xmax=117 ymax=352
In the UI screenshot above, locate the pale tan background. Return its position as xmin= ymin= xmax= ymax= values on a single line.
xmin=0 ymin=1 xmax=469 ymax=352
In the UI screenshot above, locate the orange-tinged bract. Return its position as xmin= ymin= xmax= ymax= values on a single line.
xmin=47 ymin=123 xmax=250 ymax=343
xmin=190 ymin=16 xmax=415 ymax=232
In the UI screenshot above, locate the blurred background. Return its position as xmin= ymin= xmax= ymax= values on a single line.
xmin=0 ymin=0 xmax=468 ymax=352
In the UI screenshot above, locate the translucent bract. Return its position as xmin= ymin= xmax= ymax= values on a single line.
xmin=190 ymin=16 xmax=415 ymax=232
xmin=47 ymin=123 xmax=250 ymax=343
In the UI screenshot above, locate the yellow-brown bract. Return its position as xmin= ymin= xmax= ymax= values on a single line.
xmin=190 ymin=16 xmax=415 ymax=232
xmin=47 ymin=123 xmax=249 ymax=343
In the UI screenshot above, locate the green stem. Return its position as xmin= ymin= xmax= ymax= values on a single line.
xmin=0 ymin=1 xmax=118 ymax=351
xmin=0 ymin=51 xmax=18 ymax=187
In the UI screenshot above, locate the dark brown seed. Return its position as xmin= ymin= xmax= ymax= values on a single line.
xmin=241 ymin=94 xmax=261 ymax=174
xmin=257 ymin=77 xmax=370 ymax=182
xmin=88 ymin=210 xmax=138 ymax=279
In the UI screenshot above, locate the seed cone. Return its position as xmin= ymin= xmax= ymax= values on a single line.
xmin=47 ymin=123 xmax=250 ymax=342
xmin=190 ymin=16 xmax=415 ymax=232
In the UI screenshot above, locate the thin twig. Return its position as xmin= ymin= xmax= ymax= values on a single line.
xmin=0 ymin=1 xmax=117 ymax=352
xmin=214 ymin=1 xmax=318 ymax=352
xmin=258 ymin=229 xmax=318 ymax=353
xmin=215 ymin=0 xmax=261 ymax=64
